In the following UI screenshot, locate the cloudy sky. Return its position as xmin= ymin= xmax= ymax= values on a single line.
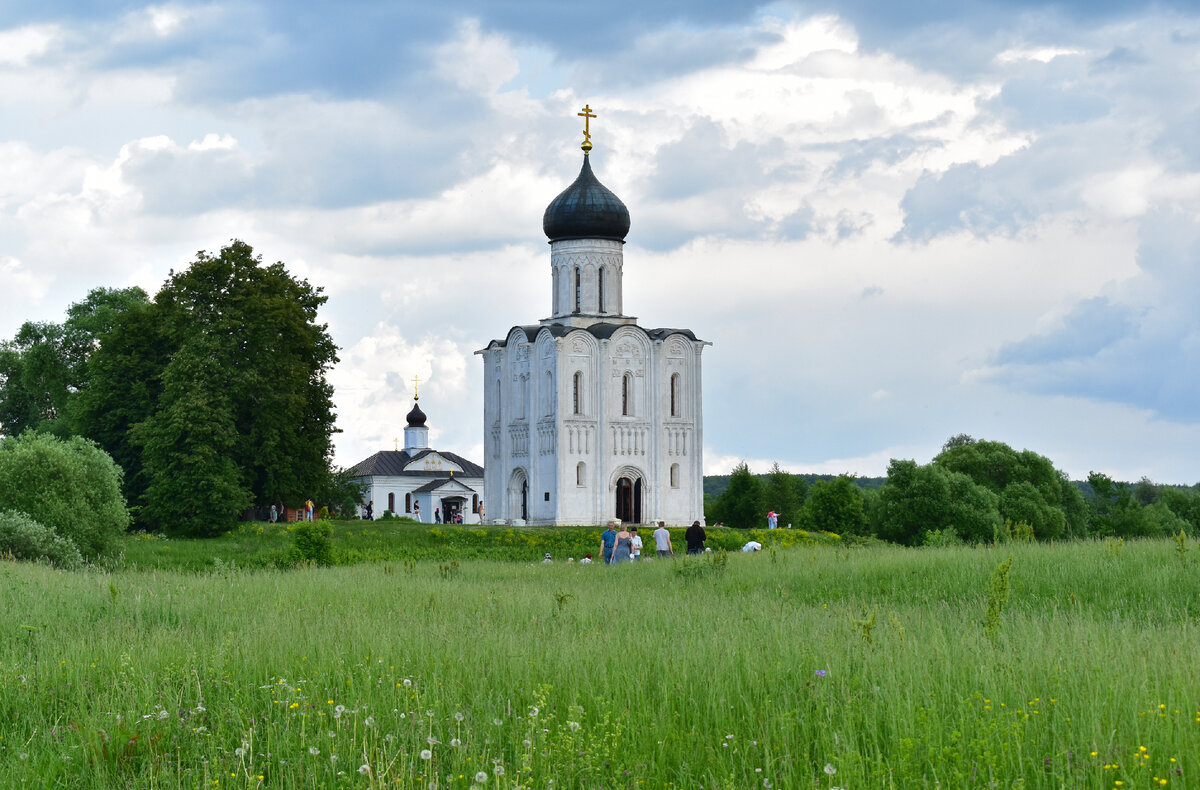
xmin=3 ymin=0 xmax=1200 ymax=483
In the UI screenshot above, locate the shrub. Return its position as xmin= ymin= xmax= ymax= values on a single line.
xmin=922 ymin=527 xmax=962 ymax=547
xmin=290 ymin=520 xmax=333 ymax=565
xmin=0 ymin=432 xmax=129 ymax=558
xmin=0 ymin=509 xmax=85 ymax=570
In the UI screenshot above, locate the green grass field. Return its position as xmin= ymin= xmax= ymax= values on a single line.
xmin=3 ymin=534 xmax=1199 ymax=788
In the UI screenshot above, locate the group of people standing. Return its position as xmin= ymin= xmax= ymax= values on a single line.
xmin=267 ymin=499 xmax=314 ymax=523
xmin=599 ymin=520 xmax=708 ymax=563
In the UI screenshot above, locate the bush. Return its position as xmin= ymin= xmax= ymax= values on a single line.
xmin=290 ymin=520 xmax=333 ymax=565
xmin=921 ymin=527 xmax=962 ymax=547
xmin=0 ymin=510 xmax=85 ymax=570
xmin=0 ymin=432 xmax=129 ymax=558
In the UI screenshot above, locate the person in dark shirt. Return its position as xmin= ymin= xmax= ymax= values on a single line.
xmin=600 ymin=522 xmax=618 ymax=564
xmin=685 ymin=520 xmax=706 ymax=554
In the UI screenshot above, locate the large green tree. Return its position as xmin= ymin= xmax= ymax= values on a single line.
xmin=85 ymin=241 xmax=339 ymax=533
xmin=710 ymin=462 xmax=764 ymax=528
xmin=801 ymin=475 xmax=867 ymax=535
xmin=933 ymin=437 xmax=1084 ymax=539
xmin=873 ymin=459 xmax=1001 ymax=545
xmin=761 ymin=462 xmax=807 ymax=529
xmin=0 ymin=288 xmax=150 ymax=439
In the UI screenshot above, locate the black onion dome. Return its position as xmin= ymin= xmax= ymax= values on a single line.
xmin=406 ymin=401 xmax=427 ymax=427
xmin=543 ymin=155 xmax=630 ymax=242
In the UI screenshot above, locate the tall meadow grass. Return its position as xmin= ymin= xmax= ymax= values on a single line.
xmin=1 ymin=538 xmax=1197 ymax=788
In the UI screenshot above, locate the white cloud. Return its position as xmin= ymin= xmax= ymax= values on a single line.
xmin=0 ymin=24 xmax=60 ymax=66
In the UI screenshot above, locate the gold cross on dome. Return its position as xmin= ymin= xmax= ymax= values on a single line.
xmin=578 ymin=105 xmax=596 ymax=153
xmin=411 ymin=374 xmax=422 ymax=400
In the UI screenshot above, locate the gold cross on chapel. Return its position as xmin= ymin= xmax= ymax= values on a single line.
xmin=578 ymin=105 xmax=596 ymax=153
xmin=411 ymin=374 xmax=421 ymax=400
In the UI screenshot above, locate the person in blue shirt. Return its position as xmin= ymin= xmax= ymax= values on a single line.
xmin=600 ymin=522 xmax=618 ymax=564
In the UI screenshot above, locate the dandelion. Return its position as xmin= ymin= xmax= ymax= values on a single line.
xmin=234 ymin=747 xmax=245 ymax=758
xmin=450 ymin=738 xmax=462 ymax=747
xmin=824 ymin=763 xmax=837 ymax=775
xmin=330 ymin=755 xmax=338 ymax=763
xmin=420 ymin=749 xmax=433 ymax=760
xmin=308 ymin=747 xmax=320 ymax=756
xmin=493 ymin=718 xmax=504 ymax=726
xmin=455 ymin=712 xmax=465 ymax=722
xmin=358 ymin=765 xmax=371 ymax=776
xmin=475 ymin=772 xmax=489 ymax=782
xmin=157 ymin=709 xmax=170 ymax=720
xmin=568 ymin=721 xmax=581 ymax=731
xmin=403 ymin=679 xmax=413 ymax=687
xmin=364 ymin=716 xmax=376 ymax=727
xmin=494 ymin=765 xmax=506 ymax=777
xmin=427 ymin=737 xmax=440 ymax=745
xmin=334 ymin=704 xmax=346 ymax=718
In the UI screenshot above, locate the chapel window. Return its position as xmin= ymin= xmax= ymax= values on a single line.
xmin=388 ymin=492 xmax=395 ymax=512
xmin=577 ymin=461 xmax=586 ymax=487
xmin=573 ymin=371 xmax=583 ymax=415
xmin=404 ymin=493 xmax=411 ymax=513
xmin=670 ymin=463 xmax=680 ymax=488
xmin=622 ymin=373 xmax=632 ymax=416
xmin=670 ymin=373 xmax=681 ymax=417
xmin=574 ymin=266 xmax=581 ymax=312
xmin=598 ymin=267 xmax=605 ymax=312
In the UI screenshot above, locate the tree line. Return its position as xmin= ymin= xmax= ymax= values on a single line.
xmin=706 ymin=434 xmax=1200 ymax=542
xmin=0 ymin=240 xmax=357 ymax=543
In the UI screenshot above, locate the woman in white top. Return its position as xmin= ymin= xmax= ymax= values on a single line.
xmin=629 ymin=527 xmax=643 ymax=561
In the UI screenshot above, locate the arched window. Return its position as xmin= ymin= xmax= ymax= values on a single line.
xmin=577 ymin=461 xmax=586 ymax=487
xmin=598 ymin=267 xmax=605 ymax=312
xmin=404 ymin=493 xmax=411 ymax=513
xmin=388 ymin=492 xmax=395 ymax=512
xmin=574 ymin=266 xmax=582 ymax=312
xmin=622 ymin=373 xmax=632 ymax=416
xmin=670 ymin=463 xmax=680 ymax=488
xmin=545 ymin=371 xmax=554 ymax=416
xmin=573 ymin=371 xmax=583 ymax=415
xmin=670 ymin=373 xmax=681 ymax=417
xmin=472 ymin=494 xmax=479 ymax=513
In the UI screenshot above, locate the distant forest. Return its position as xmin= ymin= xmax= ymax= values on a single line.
xmin=701 ymin=435 xmax=1200 ymax=543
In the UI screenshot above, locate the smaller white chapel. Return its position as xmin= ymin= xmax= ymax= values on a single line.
xmin=348 ymin=395 xmax=486 ymax=523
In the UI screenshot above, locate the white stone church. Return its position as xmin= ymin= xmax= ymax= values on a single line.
xmin=477 ymin=118 xmax=709 ymax=525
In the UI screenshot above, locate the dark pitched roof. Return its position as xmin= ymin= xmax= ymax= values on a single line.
xmin=483 ymin=322 xmax=702 ymax=349
xmin=348 ymin=449 xmax=484 ymax=479
xmin=411 ymin=477 xmax=478 ymax=494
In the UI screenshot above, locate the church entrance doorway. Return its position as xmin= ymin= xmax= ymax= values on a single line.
xmin=615 ymin=477 xmax=642 ymax=524
xmin=509 ymin=470 xmax=529 ymax=522
xmin=440 ymin=496 xmax=467 ymax=524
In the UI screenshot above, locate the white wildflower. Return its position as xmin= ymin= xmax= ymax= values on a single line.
xmin=420 ymin=749 xmax=432 ymax=760
xmin=475 ymin=771 xmax=489 ymax=782
xmin=824 ymin=763 xmax=837 ymax=776
xmin=358 ymin=765 xmax=371 ymax=775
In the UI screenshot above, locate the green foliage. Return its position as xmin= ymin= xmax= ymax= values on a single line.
xmin=709 ymin=461 xmax=764 ymax=528
xmin=82 ymin=241 xmax=339 ymax=534
xmin=0 ymin=288 xmax=150 ymax=439
xmin=761 ymin=461 xmax=806 ymax=527
xmin=289 ymin=520 xmax=333 ymax=565
xmin=801 ymin=475 xmax=867 ymax=534
xmin=0 ymin=432 xmax=129 ymax=558
xmin=873 ymin=459 xmax=1001 ymax=545
xmin=921 ymin=527 xmax=963 ymax=547
xmin=5 ymin=538 xmax=1200 ymax=788
xmin=983 ymin=554 xmax=1013 ymax=644
xmin=0 ymin=509 xmax=85 ymax=570
xmin=134 ymin=336 xmax=252 ymax=536
xmin=935 ymin=437 xmax=1084 ymax=539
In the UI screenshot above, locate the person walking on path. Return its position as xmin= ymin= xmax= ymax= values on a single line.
xmin=413 ymin=500 xmax=421 ymax=523
xmin=612 ymin=524 xmax=633 ymax=564
xmin=685 ymin=520 xmax=706 ymax=555
xmin=600 ymin=522 xmax=618 ymax=564
xmin=653 ymin=521 xmax=674 ymax=557
xmin=629 ymin=527 xmax=643 ymax=561
xmin=767 ymin=510 xmax=778 ymax=529
xmin=305 ymin=499 xmax=314 ymax=522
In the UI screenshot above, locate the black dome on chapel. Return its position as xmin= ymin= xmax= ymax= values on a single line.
xmin=406 ymin=400 xmax=427 ymax=427
xmin=543 ymin=155 xmax=630 ymax=243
